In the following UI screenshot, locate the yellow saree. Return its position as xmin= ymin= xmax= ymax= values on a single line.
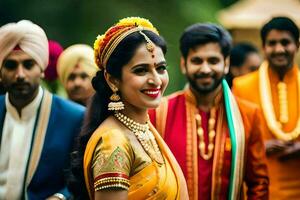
xmin=83 ymin=122 xmax=188 ymax=200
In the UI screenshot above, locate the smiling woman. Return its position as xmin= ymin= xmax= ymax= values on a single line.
xmin=68 ymin=17 xmax=189 ymax=200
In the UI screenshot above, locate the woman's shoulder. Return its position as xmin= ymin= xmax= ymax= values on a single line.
xmin=91 ymin=118 xmax=134 ymax=183
xmin=89 ymin=117 xmax=134 ymax=162
xmin=93 ymin=117 xmax=129 ymax=144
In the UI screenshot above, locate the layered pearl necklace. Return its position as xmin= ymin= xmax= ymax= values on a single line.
xmin=195 ymin=107 xmax=216 ymax=160
xmin=114 ymin=112 xmax=164 ymax=164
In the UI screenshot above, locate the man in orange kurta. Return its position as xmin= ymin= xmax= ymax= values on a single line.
xmin=149 ymin=23 xmax=269 ymax=200
xmin=233 ymin=16 xmax=300 ymax=199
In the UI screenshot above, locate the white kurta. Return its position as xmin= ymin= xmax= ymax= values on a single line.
xmin=0 ymin=88 xmax=43 ymax=199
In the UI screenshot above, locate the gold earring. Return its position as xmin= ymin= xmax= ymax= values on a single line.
xmin=108 ymin=87 xmax=124 ymax=111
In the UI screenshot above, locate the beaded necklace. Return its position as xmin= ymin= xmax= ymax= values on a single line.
xmin=259 ymin=62 xmax=300 ymax=141
xmin=114 ymin=112 xmax=164 ymax=164
xmin=195 ymin=107 xmax=216 ymax=160
xmin=278 ymin=82 xmax=288 ymax=123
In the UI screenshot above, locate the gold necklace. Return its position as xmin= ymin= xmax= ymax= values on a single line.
xmin=278 ymin=82 xmax=288 ymax=123
xmin=195 ymin=107 xmax=216 ymax=160
xmin=259 ymin=61 xmax=300 ymax=141
xmin=114 ymin=112 xmax=164 ymax=164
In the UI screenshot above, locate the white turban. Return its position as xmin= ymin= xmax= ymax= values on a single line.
xmin=57 ymin=44 xmax=98 ymax=86
xmin=0 ymin=20 xmax=49 ymax=70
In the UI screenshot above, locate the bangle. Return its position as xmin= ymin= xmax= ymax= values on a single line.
xmin=53 ymin=193 xmax=66 ymax=200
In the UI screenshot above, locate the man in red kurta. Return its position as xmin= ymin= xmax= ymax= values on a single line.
xmin=149 ymin=23 xmax=269 ymax=200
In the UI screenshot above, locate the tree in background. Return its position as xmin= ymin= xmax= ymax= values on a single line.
xmin=0 ymin=0 xmax=236 ymax=94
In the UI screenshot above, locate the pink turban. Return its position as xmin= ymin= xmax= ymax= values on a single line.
xmin=44 ymin=40 xmax=64 ymax=81
xmin=0 ymin=20 xmax=49 ymax=70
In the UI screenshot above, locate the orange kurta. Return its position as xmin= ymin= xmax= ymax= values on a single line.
xmin=233 ymin=63 xmax=300 ymax=199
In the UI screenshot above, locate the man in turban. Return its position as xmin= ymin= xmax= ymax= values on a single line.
xmin=0 ymin=20 xmax=85 ymax=200
xmin=57 ymin=44 xmax=97 ymax=106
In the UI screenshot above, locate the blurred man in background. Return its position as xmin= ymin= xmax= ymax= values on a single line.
xmin=57 ymin=44 xmax=97 ymax=106
xmin=226 ymin=42 xmax=261 ymax=87
xmin=233 ymin=16 xmax=300 ymax=199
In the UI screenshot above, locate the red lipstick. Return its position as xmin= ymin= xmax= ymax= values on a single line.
xmin=142 ymin=88 xmax=161 ymax=98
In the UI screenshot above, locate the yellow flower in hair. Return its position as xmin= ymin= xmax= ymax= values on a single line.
xmin=93 ymin=17 xmax=160 ymax=70
xmin=117 ymin=17 xmax=159 ymax=34
xmin=94 ymin=34 xmax=104 ymax=51
xmin=93 ymin=34 xmax=105 ymax=68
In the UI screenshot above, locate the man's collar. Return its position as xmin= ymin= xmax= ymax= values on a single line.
xmin=5 ymin=87 xmax=43 ymax=120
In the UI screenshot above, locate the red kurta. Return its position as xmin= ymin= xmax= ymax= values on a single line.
xmin=149 ymin=88 xmax=269 ymax=200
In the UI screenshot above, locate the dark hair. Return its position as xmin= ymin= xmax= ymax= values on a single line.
xmin=180 ymin=23 xmax=232 ymax=59
xmin=261 ymin=16 xmax=299 ymax=45
xmin=230 ymin=42 xmax=259 ymax=68
xmin=67 ymin=30 xmax=167 ymax=200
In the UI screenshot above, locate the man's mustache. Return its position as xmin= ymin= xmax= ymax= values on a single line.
xmin=11 ymin=81 xmax=30 ymax=87
xmin=270 ymin=52 xmax=289 ymax=58
xmin=194 ymin=73 xmax=215 ymax=79
xmin=70 ymin=86 xmax=84 ymax=93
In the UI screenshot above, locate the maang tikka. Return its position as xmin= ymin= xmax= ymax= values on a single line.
xmin=108 ymin=87 xmax=125 ymax=111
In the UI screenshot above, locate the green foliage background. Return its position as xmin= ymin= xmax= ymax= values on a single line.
xmin=0 ymin=0 xmax=236 ymax=94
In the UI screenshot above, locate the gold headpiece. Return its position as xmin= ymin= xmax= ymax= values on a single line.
xmin=93 ymin=17 xmax=159 ymax=71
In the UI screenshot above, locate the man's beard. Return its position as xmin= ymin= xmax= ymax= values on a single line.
xmin=187 ymin=74 xmax=224 ymax=95
xmin=6 ymin=82 xmax=36 ymax=99
xmin=268 ymin=52 xmax=293 ymax=71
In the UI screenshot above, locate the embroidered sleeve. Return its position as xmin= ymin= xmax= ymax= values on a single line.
xmin=92 ymin=129 xmax=133 ymax=191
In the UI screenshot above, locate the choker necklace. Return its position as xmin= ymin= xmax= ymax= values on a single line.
xmin=195 ymin=107 xmax=216 ymax=160
xmin=114 ymin=112 xmax=164 ymax=164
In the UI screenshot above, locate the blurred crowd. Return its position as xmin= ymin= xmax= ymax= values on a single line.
xmin=0 ymin=15 xmax=299 ymax=200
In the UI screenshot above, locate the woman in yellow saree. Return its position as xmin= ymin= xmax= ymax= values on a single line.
xmin=68 ymin=17 xmax=188 ymax=200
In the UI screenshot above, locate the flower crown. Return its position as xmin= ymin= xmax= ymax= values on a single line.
xmin=93 ymin=17 xmax=159 ymax=70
